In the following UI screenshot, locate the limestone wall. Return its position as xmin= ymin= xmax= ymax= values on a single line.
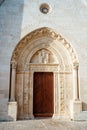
xmin=0 ymin=0 xmax=87 ymax=120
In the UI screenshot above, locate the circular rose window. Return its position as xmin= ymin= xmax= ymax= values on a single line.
xmin=40 ymin=3 xmax=51 ymax=14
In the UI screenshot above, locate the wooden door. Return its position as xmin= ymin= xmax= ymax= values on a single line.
xmin=33 ymin=72 xmax=54 ymax=117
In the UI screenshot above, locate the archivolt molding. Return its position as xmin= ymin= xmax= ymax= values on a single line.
xmin=17 ymin=44 xmax=65 ymax=72
xmin=11 ymin=27 xmax=79 ymax=65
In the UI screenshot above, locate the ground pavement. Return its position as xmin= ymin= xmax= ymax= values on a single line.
xmin=0 ymin=119 xmax=87 ymax=130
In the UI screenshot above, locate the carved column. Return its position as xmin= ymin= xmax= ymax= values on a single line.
xmin=29 ymin=71 xmax=34 ymax=119
xmin=73 ymin=63 xmax=79 ymax=100
xmin=10 ymin=61 xmax=17 ymax=101
xmin=53 ymin=72 xmax=59 ymax=118
xmin=23 ymin=72 xmax=29 ymax=119
xmin=8 ymin=61 xmax=17 ymax=121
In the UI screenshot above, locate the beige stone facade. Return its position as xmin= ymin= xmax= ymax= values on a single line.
xmin=0 ymin=0 xmax=87 ymax=121
xmin=6 ymin=28 xmax=82 ymax=120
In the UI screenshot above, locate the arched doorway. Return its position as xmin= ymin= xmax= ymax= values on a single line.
xmin=9 ymin=27 xmax=82 ymax=120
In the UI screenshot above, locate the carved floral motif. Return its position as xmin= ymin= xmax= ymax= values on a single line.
xmin=60 ymin=74 xmax=65 ymax=114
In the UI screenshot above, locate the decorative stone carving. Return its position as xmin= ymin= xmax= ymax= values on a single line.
xmin=39 ymin=49 xmax=49 ymax=63
xmin=16 ymin=74 xmax=24 ymax=119
xmin=59 ymin=74 xmax=65 ymax=114
xmin=64 ymin=74 xmax=73 ymax=116
xmin=10 ymin=27 xmax=81 ymax=120
xmin=73 ymin=62 xmax=79 ymax=69
xmin=11 ymin=27 xmax=79 ymax=64
xmin=30 ymin=49 xmax=58 ymax=64
xmin=23 ymin=73 xmax=29 ymax=118
xmin=11 ymin=60 xmax=17 ymax=69
xmin=29 ymin=64 xmax=59 ymax=72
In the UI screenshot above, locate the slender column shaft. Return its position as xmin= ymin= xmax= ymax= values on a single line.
xmin=10 ymin=61 xmax=17 ymax=101
xmin=53 ymin=72 xmax=59 ymax=118
xmin=29 ymin=71 xmax=34 ymax=118
xmin=73 ymin=63 xmax=79 ymax=100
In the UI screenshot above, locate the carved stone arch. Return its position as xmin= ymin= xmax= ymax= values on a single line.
xmin=16 ymin=37 xmax=73 ymax=72
xmin=10 ymin=27 xmax=82 ymax=120
xmin=20 ymin=44 xmax=65 ymax=72
xmin=11 ymin=27 xmax=79 ymax=64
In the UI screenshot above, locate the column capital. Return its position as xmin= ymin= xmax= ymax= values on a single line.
xmin=11 ymin=60 xmax=17 ymax=69
xmin=73 ymin=62 xmax=79 ymax=69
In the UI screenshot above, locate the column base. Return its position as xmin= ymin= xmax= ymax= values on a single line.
xmin=53 ymin=114 xmax=70 ymax=120
xmin=28 ymin=114 xmax=34 ymax=119
xmin=52 ymin=114 xmax=60 ymax=119
xmin=20 ymin=114 xmax=34 ymax=120
xmin=8 ymin=101 xmax=17 ymax=121
xmin=70 ymin=100 xmax=82 ymax=120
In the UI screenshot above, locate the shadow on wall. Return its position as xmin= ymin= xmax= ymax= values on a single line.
xmin=0 ymin=0 xmax=24 ymax=121
xmin=0 ymin=0 xmax=4 ymax=5
xmin=82 ymin=102 xmax=87 ymax=111
xmin=0 ymin=116 xmax=14 ymax=122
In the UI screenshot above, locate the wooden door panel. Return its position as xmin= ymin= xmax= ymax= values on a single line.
xmin=44 ymin=73 xmax=54 ymax=114
xmin=33 ymin=72 xmax=42 ymax=114
xmin=33 ymin=72 xmax=54 ymax=117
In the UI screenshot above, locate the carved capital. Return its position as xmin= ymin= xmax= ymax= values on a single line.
xmin=24 ymin=63 xmax=29 ymax=71
xmin=73 ymin=62 xmax=79 ymax=69
xmin=11 ymin=61 xmax=17 ymax=69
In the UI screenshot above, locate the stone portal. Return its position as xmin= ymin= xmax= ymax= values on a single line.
xmin=8 ymin=27 xmax=82 ymax=120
